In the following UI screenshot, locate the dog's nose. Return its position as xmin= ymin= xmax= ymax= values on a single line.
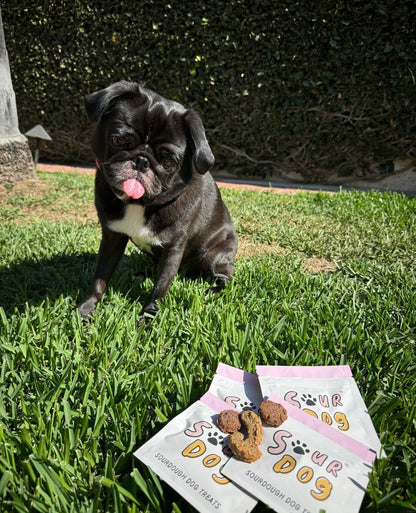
xmin=134 ymin=155 xmax=150 ymax=171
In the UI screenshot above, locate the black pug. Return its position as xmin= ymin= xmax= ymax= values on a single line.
xmin=77 ymin=81 xmax=238 ymax=322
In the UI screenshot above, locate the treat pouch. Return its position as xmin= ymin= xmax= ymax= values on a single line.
xmin=222 ymin=395 xmax=376 ymax=513
xmin=256 ymin=365 xmax=383 ymax=456
xmin=209 ymin=363 xmax=263 ymax=411
xmin=134 ymin=392 xmax=257 ymax=513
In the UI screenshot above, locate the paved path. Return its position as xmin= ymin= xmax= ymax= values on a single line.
xmin=37 ymin=163 xmax=330 ymax=195
xmin=38 ymin=162 xmax=416 ymax=195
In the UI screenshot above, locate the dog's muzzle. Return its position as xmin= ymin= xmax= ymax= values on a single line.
xmin=133 ymin=154 xmax=150 ymax=172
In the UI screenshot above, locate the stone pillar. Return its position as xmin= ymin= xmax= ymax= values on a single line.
xmin=0 ymin=7 xmax=35 ymax=183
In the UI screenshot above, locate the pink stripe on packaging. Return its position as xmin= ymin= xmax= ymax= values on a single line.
xmin=216 ymin=363 xmax=259 ymax=386
xmin=257 ymin=365 xmax=352 ymax=379
xmin=268 ymin=394 xmax=375 ymax=463
xmin=200 ymin=392 xmax=237 ymax=413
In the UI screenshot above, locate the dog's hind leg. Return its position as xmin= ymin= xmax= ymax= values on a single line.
xmin=203 ymin=231 xmax=238 ymax=295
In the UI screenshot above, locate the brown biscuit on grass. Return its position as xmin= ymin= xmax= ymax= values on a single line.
xmin=259 ymin=400 xmax=288 ymax=427
xmin=216 ymin=410 xmax=241 ymax=433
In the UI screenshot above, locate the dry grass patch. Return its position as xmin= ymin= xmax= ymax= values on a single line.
xmin=303 ymin=257 xmax=337 ymax=273
xmin=0 ymin=178 xmax=51 ymax=200
xmin=0 ymin=173 xmax=97 ymax=224
xmin=19 ymin=201 xmax=97 ymax=224
xmin=236 ymin=236 xmax=285 ymax=259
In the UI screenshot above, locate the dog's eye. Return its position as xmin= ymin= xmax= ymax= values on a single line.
xmin=111 ymin=135 xmax=135 ymax=149
xmin=162 ymin=158 xmax=176 ymax=169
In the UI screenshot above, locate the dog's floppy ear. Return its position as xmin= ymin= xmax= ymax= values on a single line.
xmin=84 ymin=81 xmax=141 ymax=122
xmin=184 ymin=109 xmax=215 ymax=174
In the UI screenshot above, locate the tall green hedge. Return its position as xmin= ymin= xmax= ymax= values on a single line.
xmin=3 ymin=1 xmax=416 ymax=181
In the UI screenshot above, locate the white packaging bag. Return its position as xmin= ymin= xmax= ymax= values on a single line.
xmin=256 ymin=365 xmax=383 ymax=456
xmin=208 ymin=363 xmax=263 ymax=411
xmin=134 ymin=392 xmax=257 ymax=513
xmin=222 ymin=395 xmax=376 ymax=513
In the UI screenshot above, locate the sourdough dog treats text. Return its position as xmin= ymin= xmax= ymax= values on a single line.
xmin=134 ymin=392 xmax=257 ymax=513
xmin=222 ymin=396 xmax=377 ymax=513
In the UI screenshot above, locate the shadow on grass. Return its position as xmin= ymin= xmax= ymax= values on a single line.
xmin=0 ymin=251 xmax=155 ymax=315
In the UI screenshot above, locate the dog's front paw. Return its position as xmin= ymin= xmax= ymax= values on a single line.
xmin=205 ymin=277 xmax=228 ymax=297
xmin=138 ymin=301 xmax=159 ymax=326
xmin=76 ymin=298 xmax=97 ymax=324
xmin=206 ymin=285 xmax=224 ymax=297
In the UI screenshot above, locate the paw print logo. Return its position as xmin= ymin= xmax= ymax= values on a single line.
xmin=240 ymin=401 xmax=256 ymax=411
xmin=301 ymin=393 xmax=317 ymax=407
xmin=292 ymin=440 xmax=310 ymax=455
xmin=207 ymin=432 xmax=224 ymax=447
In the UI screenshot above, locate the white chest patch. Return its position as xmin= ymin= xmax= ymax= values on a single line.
xmin=107 ymin=204 xmax=162 ymax=253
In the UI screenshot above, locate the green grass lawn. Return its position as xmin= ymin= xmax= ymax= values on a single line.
xmin=0 ymin=171 xmax=415 ymax=512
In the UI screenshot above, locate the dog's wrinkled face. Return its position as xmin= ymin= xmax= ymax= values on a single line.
xmin=85 ymin=81 xmax=214 ymax=203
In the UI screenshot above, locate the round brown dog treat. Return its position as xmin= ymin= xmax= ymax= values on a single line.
xmin=227 ymin=432 xmax=262 ymax=463
xmin=240 ymin=410 xmax=264 ymax=446
xmin=259 ymin=400 xmax=288 ymax=427
xmin=216 ymin=410 xmax=241 ymax=433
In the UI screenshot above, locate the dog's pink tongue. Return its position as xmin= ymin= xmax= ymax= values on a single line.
xmin=122 ymin=179 xmax=145 ymax=199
